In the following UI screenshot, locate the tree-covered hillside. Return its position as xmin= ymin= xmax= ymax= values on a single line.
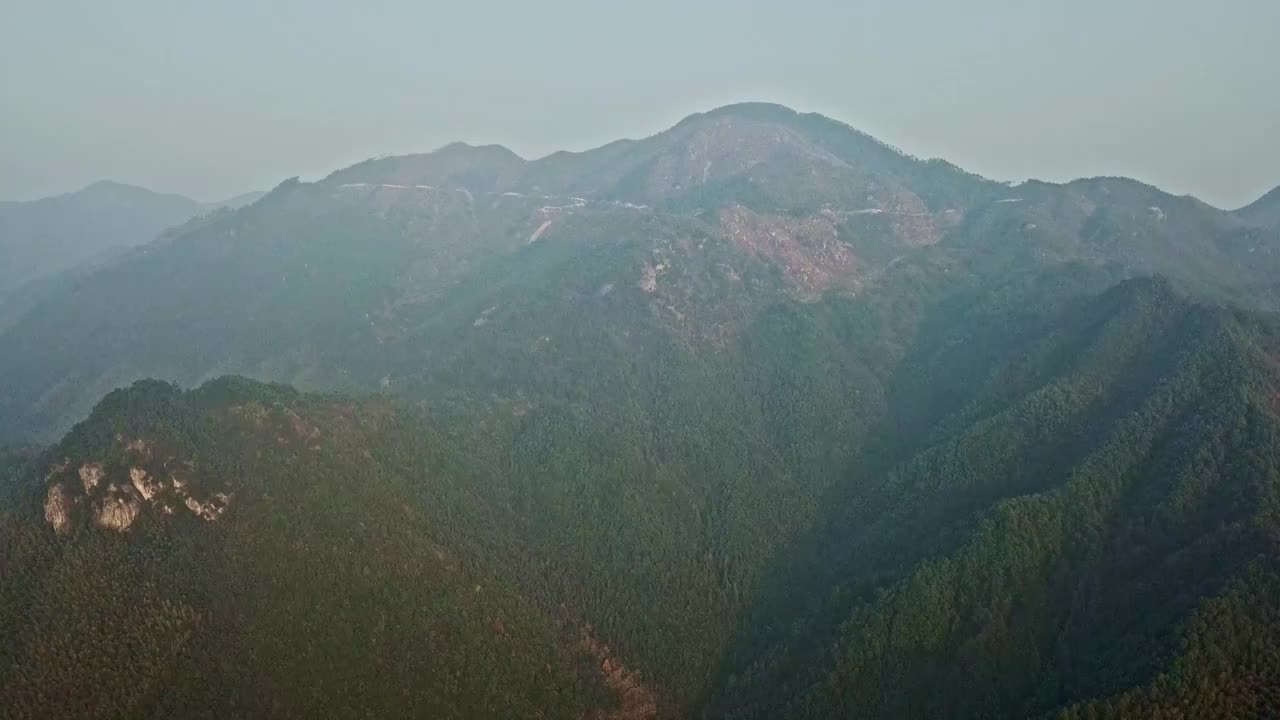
xmin=4 ymin=270 xmax=1279 ymax=719
xmin=1 ymin=379 xmax=626 ymax=719
xmin=710 ymin=279 xmax=1280 ymax=719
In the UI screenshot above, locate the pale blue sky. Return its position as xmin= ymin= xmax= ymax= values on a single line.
xmin=2 ymin=0 xmax=1277 ymax=208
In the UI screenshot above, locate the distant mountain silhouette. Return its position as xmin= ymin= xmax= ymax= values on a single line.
xmin=0 ymin=181 xmax=261 ymax=302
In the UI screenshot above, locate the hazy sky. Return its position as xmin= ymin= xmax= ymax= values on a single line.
xmin=2 ymin=0 xmax=1277 ymax=208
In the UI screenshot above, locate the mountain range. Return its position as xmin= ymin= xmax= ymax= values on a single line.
xmin=1 ymin=102 xmax=1279 ymax=719
xmin=0 ymin=181 xmax=263 ymax=326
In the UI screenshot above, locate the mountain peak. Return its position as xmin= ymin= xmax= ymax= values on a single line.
xmin=434 ymin=141 xmax=525 ymax=160
xmin=78 ymin=179 xmax=165 ymax=198
xmin=83 ymin=179 xmax=135 ymax=191
xmin=67 ymin=180 xmax=207 ymax=210
xmin=324 ymin=141 xmax=527 ymax=189
xmin=680 ymin=102 xmax=803 ymax=126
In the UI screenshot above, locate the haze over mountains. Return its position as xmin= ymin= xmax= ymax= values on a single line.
xmin=2 ymin=104 xmax=1277 ymax=447
xmin=2 ymin=103 xmax=1280 ymax=719
xmin=0 ymin=181 xmax=263 ymax=304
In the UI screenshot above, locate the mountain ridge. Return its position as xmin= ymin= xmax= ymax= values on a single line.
xmin=2 ymin=104 xmax=1277 ymax=445
xmin=311 ymin=103 xmax=1249 ymax=214
xmin=5 ymin=269 xmax=1280 ymax=718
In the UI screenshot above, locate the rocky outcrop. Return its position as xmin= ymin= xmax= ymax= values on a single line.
xmin=721 ymin=205 xmax=857 ymax=298
xmin=129 ymin=467 xmax=162 ymax=501
xmin=43 ymin=483 xmax=73 ymax=535
xmin=41 ymin=434 xmax=234 ymax=535
xmin=93 ymin=487 xmax=142 ymax=531
xmin=78 ymin=463 xmax=104 ymax=493
xmin=638 ymin=263 xmax=659 ymax=293
xmin=183 ymin=492 xmax=232 ymax=522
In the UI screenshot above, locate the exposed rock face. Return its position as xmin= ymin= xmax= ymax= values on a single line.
xmin=78 ymin=463 xmax=104 ymax=493
xmin=638 ymin=263 xmax=659 ymax=293
xmin=41 ymin=434 xmax=234 ymax=534
xmin=721 ymin=205 xmax=857 ymax=298
xmin=183 ymin=492 xmax=232 ymax=521
xmin=43 ymin=483 xmax=73 ymax=535
xmin=93 ymin=487 xmax=142 ymax=531
xmin=130 ymin=467 xmax=162 ymax=501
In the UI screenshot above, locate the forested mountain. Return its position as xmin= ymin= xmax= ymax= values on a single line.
xmin=0 ymin=181 xmax=262 ymax=304
xmin=2 ymin=104 xmax=1279 ymax=719
xmin=2 ymin=379 xmax=643 ymax=718
xmin=710 ymin=278 xmax=1280 ymax=719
